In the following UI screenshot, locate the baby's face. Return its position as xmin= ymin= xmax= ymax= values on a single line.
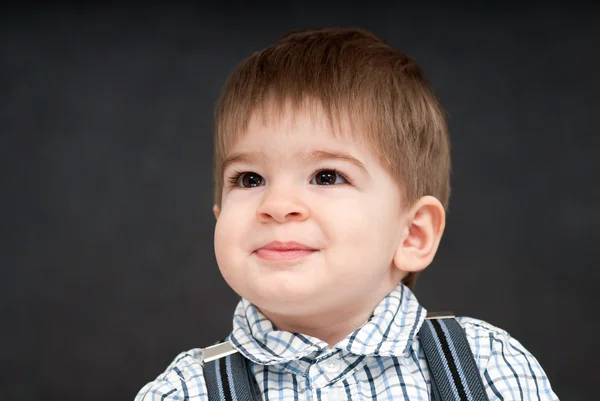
xmin=214 ymin=105 xmax=409 ymax=320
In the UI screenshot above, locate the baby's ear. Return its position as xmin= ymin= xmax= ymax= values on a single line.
xmin=393 ymin=196 xmax=445 ymax=273
xmin=213 ymin=204 xmax=221 ymax=220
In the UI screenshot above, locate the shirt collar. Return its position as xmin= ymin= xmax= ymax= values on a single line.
xmin=228 ymin=283 xmax=426 ymax=365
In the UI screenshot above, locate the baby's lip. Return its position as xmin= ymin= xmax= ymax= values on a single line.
xmin=254 ymin=241 xmax=318 ymax=262
xmin=257 ymin=241 xmax=317 ymax=251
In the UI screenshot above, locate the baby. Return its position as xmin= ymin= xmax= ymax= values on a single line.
xmin=135 ymin=28 xmax=558 ymax=401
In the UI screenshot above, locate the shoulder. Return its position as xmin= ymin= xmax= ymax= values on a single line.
xmin=134 ymin=348 xmax=208 ymax=401
xmin=455 ymin=317 xmax=559 ymax=401
xmin=454 ymin=316 xmax=511 ymax=367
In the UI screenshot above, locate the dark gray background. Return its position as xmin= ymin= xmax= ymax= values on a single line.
xmin=1 ymin=3 xmax=598 ymax=400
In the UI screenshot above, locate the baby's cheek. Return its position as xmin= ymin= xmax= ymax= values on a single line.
xmin=333 ymin=213 xmax=379 ymax=247
xmin=327 ymin=229 xmax=375 ymax=266
xmin=214 ymin=218 xmax=236 ymax=265
xmin=329 ymin=216 xmax=396 ymax=268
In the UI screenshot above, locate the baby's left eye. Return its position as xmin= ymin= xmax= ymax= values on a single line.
xmin=310 ymin=170 xmax=347 ymax=185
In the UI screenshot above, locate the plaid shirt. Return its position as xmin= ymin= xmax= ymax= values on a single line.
xmin=135 ymin=284 xmax=558 ymax=400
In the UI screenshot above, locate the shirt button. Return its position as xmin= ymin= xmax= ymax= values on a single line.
xmin=327 ymin=387 xmax=345 ymax=401
xmin=323 ymin=358 xmax=342 ymax=374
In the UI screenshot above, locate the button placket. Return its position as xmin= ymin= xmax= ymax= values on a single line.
xmin=323 ymin=357 xmax=342 ymax=374
xmin=326 ymin=387 xmax=346 ymax=401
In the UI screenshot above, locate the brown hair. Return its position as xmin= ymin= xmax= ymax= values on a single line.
xmin=213 ymin=28 xmax=450 ymax=289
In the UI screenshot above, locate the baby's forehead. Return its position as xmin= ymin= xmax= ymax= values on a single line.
xmin=216 ymin=99 xmax=385 ymax=178
xmin=238 ymin=101 xmax=371 ymax=147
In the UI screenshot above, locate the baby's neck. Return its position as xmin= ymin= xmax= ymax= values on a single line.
xmin=267 ymin=306 xmax=374 ymax=347
xmin=260 ymin=280 xmax=399 ymax=347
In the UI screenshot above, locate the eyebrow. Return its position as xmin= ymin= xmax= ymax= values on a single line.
xmin=220 ymin=151 xmax=264 ymax=176
xmin=220 ymin=150 xmax=367 ymax=174
xmin=307 ymin=150 xmax=367 ymax=172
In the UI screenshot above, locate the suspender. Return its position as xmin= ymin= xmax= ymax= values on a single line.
xmin=420 ymin=315 xmax=489 ymax=401
xmin=203 ymin=314 xmax=489 ymax=401
xmin=204 ymin=348 xmax=261 ymax=401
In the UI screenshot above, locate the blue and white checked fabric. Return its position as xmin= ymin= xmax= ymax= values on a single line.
xmin=135 ymin=284 xmax=559 ymax=401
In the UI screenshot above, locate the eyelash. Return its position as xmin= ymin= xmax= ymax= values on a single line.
xmin=318 ymin=168 xmax=352 ymax=185
xmin=226 ymin=168 xmax=352 ymax=187
xmin=226 ymin=171 xmax=247 ymax=187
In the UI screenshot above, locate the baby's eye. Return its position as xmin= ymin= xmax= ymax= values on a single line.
xmin=231 ymin=172 xmax=265 ymax=188
xmin=310 ymin=169 xmax=347 ymax=185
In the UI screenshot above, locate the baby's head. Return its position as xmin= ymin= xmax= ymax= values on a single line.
xmin=212 ymin=28 xmax=450 ymax=324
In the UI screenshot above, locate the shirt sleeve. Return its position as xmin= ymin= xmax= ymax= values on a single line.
xmin=134 ymin=348 xmax=208 ymax=401
xmin=459 ymin=317 xmax=559 ymax=401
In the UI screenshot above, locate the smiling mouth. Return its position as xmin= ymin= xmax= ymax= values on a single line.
xmin=254 ymin=241 xmax=318 ymax=261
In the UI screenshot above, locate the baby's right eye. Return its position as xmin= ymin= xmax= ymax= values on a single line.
xmin=229 ymin=172 xmax=265 ymax=188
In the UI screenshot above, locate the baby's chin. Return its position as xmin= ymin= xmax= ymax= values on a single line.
xmin=246 ymin=282 xmax=319 ymax=305
xmin=222 ymin=256 xmax=325 ymax=294
xmin=250 ymin=296 xmax=336 ymax=325
xmin=234 ymin=280 xmax=333 ymax=315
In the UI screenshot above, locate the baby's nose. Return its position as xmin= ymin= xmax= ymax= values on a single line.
xmin=256 ymin=188 xmax=309 ymax=223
